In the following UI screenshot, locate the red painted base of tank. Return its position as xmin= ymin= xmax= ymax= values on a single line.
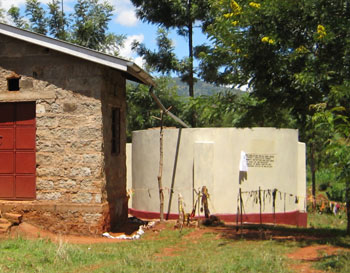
xmin=128 ymin=208 xmax=307 ymax=227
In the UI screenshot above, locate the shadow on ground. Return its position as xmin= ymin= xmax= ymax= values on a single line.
xmin=211 ymin=223 xmax=350 ymax=248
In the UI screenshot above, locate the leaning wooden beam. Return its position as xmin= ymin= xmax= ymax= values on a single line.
xmin=149 ymin=86 xmax=191 ymax=128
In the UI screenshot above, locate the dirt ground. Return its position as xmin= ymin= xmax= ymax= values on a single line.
xmin=3 ymin=221 xmax=144 ymax=244
xmin=287 ymin=245 xmax=344 ymax=273
xmin=1 ymin=220 xmax=349 ymax=273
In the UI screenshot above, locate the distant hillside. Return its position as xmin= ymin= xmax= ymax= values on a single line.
xmin=172 ymin=77 xmax=243 ymax=97
xmin=127 ymin=77 xmax=244 ymax=97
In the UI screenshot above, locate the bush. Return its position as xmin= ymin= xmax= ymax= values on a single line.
xmin=326 ymin=181 xmax=346 ymax=202
xmin=316 ymin=169 xmax=337 ymax=191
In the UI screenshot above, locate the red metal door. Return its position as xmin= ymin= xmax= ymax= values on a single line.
xmin=0 ymin=102 xmax=36 ymax=199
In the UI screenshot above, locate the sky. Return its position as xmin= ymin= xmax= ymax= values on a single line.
xmin=0 ymin=0 xmax=210 ymax=69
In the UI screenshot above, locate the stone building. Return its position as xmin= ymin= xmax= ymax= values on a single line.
xmin=0 ymin=23 xmax=154 ymax=235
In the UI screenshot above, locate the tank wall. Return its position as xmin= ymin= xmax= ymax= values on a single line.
xmin=131 ymin=128 xmax=306 ymax=216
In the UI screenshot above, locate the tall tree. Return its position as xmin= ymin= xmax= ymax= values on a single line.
xmin=8 ymin=6 xmax=29 ymax=29
xmin=132 ymin=28 xmax=179 ymax=75
xmin=72 ymin=0 xmax=115 ymax=51
xmin=25 ymin=0 xmax=48 ymax=35
xmin=199 ymin=0 xmax=350 ymax=203
xmin=48 ymin=0 xmax=67 ymax=40
xmin=130 ymin=0 xmax=210 ymax=99
xmin=0 ymin=6 xmax=6 ymax=23
xmin=5 ymin=0 xmax=125 ymax=55
xmin=71 ymin=0 xmax=125 ymax=54
xmin=312 ymin=82 xmax=350 ymax=234
xmin=201 ymin=0 xmax=350 ymax=121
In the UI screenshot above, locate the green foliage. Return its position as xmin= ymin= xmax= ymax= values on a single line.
xmin=126 ymin=76 xmax=263 ymax=137
xmin=130 ymin=0 xmax=210 ymax=100
xmin=132 ymin=28 xmax=179 ymax=74
xmin=312 ymin=168 xmax=336 ymax=192
xmin=315 ymin=252 xmax=350 ymax=273
xmin=0 ymin=8 xmax=4 ymax=22
xmin=47 ymin=0 xmax=67 ymax=40
xmin=8 ymin=6 xmax=29 ymax=29
xmin=181 ymin=92 xmax=245 ymax=127
xmin=71 ymin=0 xmax=120 ymax=52
xmin=201 ymin=0 xmax=350 ymax=130
xmin=126 ymin=77 xmax=185 ymax=141
xmin=4 ymin=0 xmax=125 ymax=54
xmin=201 ymin=0 xmax=350 ymax=220
xmin=131 ymin=0 xmax=209 ymax=30
xmin=126 ymin=75 xmax=272 ymax=137
xmin=312 ymin=82 xmax=350 ymax=233
xmin=25 ymin=0 xmax=48 ymax=35
xmin=312 ymin=84 xmax=350 ymax=180
xmin=308 ymin=212 xmax=347 ymax=230
xmin=327 ymin=182 xmax=346 ymax=202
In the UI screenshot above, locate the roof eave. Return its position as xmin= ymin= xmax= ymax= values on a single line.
xmin=127 ymin=63 xmax=156 ymax=87
xmin=0 ymin=23 xmax=155 ymax=86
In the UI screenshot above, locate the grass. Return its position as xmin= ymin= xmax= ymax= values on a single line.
xmin=306 ymin=212 xmax=350 ymax=272
xmin=97 ymin=233 xmax=291 ymax=273
xmin=0 ymin=225 xmax=294 ymax=273
xmin=314 ymin=251 xmax=350 ymax=273
xmin=308 ymin=211 xmax=347 ymax=230
xmin=0 ymin=214 xmax=349 ymax=273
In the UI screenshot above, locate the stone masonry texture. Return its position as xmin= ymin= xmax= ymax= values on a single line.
xmin=0 ymin=34 xmax=128 ymax=234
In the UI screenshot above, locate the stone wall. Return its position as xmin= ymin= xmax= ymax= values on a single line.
xmin=0 ymin=200 xmax=110 ymax=235
xmin=0 ymin=34 xmax=127 ymax=233
xmin=101 ymin=69 xmax=128 ymax=228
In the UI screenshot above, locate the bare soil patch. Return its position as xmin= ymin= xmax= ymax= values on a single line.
xmin=7 ymin=222 xmax=143 ymax=244
xmin=1 ymin=220 xmax=344 ymax=244
xmin=287 ymin=245 xmax=348 ymax=273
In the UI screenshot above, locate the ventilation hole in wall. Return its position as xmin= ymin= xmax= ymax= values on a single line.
xmin=6 ymin=72 xmax=21 ymax=91
xmin=7 ymin=78 xmax=20 ymax=91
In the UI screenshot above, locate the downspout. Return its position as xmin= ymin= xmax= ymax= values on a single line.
xmin=127 ymin=62 xmax=190 ymax=128
xmin=148 ymin=86 xmax=191 ymax=128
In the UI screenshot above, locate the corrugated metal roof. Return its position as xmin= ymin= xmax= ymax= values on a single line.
xmin=0 ymin=22 xmax=155 ymax=86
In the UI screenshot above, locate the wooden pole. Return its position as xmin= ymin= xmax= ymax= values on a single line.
xmin=259 ymin=187 xmax=262 ymax=225
xmin=157 ymin=110 xmax=164 ymax=222
xmin=272 ymin=189 xmax=277 ymax=226
xmin=149 ymin=87 xmax=190 ymax=128
xmin=239 ymin=188 xmax=243 ymax=230
xmin=197 ymin=188 xmax=201 ymax=226
xmin=236 ymin=191 xmax=240 ymax=231
xmin=166 ymin=128 xmax=182 ymax=220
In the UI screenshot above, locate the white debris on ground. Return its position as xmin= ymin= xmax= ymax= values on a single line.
xmin=102 ymin=221 xmax=156 ymax=240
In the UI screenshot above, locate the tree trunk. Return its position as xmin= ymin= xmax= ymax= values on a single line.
xmin=187 ymin=0 xmax=196 ymax=127
xmin=346 ymin=179 xmax=350 ymax=235
xmin=188 ymin=0 xmax=194 ymax=98
xmin=311 ymin=144 xmax=317 ymax=210
xmin=157 ymin=110 xmax=164 ymax=222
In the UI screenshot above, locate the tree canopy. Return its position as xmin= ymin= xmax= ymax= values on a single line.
xmin=312 ymin=82 xmax=350 ymax=233
xmin=200 ymin=0 xmax=350 ymax=128
xmin=6 ymin=0 xmax=124 ymax=54
xmin=198 ymin=0 xmax=350 ymax=234
xmin=130 ymin=0 xmax=210 ymax=100
xmin=25 ymin=0 xmax=48 ymax=35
